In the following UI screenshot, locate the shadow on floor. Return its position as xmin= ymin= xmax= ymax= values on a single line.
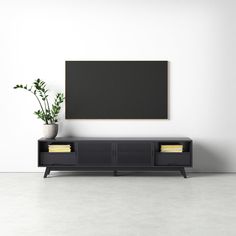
xmin=48 ymin=171 xmax=189 ymax=178
xmin=46 ymin=171 xmax=232 ymax=179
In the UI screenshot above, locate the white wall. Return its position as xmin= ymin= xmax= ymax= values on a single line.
xmin=0 ymin=0 xmax=235 ymax=172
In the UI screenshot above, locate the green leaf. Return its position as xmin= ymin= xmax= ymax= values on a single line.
xmin=14 ymin=78 xmax=64 ymax=123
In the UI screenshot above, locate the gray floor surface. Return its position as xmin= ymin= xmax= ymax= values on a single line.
xmin=0 ymin=172 xmax=236 ymax=236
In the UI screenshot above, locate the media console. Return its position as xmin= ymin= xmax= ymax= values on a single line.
xmin=38 ymin=137 xmax=192 ymax=178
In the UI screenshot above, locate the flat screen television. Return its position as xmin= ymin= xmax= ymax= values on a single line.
xmin=66 ymin=61 xmax=168 ymax=119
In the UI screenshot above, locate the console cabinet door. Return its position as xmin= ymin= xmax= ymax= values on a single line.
xmin=78 ymin=142 xmax=113 ymax=166
xmin=116 ymin=142 xmax=152 ymax=166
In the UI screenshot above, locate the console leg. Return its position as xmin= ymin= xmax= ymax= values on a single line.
xmin=44 ymin=167 xmax=50 ymax=178
xmin=113 ymin=170 xmax=118 ymax=176
xmin=180 ymin=167 xmax=187 ymax=178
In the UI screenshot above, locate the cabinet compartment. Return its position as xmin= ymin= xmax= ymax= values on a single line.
xmin=39 ymin=141 xmax=76 ymax=152
xmin=157 ymin=141 xmax=191 ymax=152
xmin=40 ymin=152 xmax=77 ymax=166
xmin=116 ymin=142 xmax=152 ymax=166
xmin=155 ymin=152 xmax=191 ymax=166
xmin=78 ymin=142 xmax=113 ymax=166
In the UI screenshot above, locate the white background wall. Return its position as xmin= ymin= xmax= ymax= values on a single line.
xmin=0 ymin=0 xmax=235 ymax=172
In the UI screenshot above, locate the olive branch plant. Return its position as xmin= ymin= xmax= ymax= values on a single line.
xmin=14 ymin=79 xmax=65 ymax=124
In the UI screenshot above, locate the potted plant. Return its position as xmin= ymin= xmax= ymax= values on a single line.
xmin=14 ymin=78 xmax=65 ymax=139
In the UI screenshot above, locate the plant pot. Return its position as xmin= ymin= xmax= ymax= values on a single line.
xmin=43 ymin=124 xmax=58 ymax=139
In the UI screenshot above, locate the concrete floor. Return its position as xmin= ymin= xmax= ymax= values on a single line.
xmin=0 ymin=172 xmax=236 ymax=236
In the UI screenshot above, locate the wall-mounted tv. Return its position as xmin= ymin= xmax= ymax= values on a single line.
xmin=66 ymin=61 xmax=168 ymax=119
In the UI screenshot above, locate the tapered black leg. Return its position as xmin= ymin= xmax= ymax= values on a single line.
xmin=44 ymin=167 xmax=50 ymax=178
xmin=113 ymin=170 xmax=118 ymax=176
xmin=180 ymin=167 xmax=187 ymax=178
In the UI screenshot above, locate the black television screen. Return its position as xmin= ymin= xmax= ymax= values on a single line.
xmin=66 ymin=61 xmax=168 ymax=119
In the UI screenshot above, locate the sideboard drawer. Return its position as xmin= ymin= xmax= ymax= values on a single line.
xmin=156 ymin=152 xmax=191 ymax=166
xmin=40 ymin=152 xmax=77 ymax=166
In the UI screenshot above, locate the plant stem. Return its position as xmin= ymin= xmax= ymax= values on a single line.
xmin=45 ymin=97 xmax=53 ymax=123
xmin=30 ymin=91 xmax=48 ymax=124
xmin=43 ymin=99 xmax=48 ymax=122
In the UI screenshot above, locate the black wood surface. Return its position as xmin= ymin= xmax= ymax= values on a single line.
xmin=38 ymin=137 xmax=192 ymax=178
xmin=156 ymin=152 xmax=191 ymax=166
xmin=116 ymin=142 xmax=152 ymax=166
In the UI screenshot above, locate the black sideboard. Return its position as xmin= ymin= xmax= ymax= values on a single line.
xmin=38 ymin=137 xmax=192 ymax=178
